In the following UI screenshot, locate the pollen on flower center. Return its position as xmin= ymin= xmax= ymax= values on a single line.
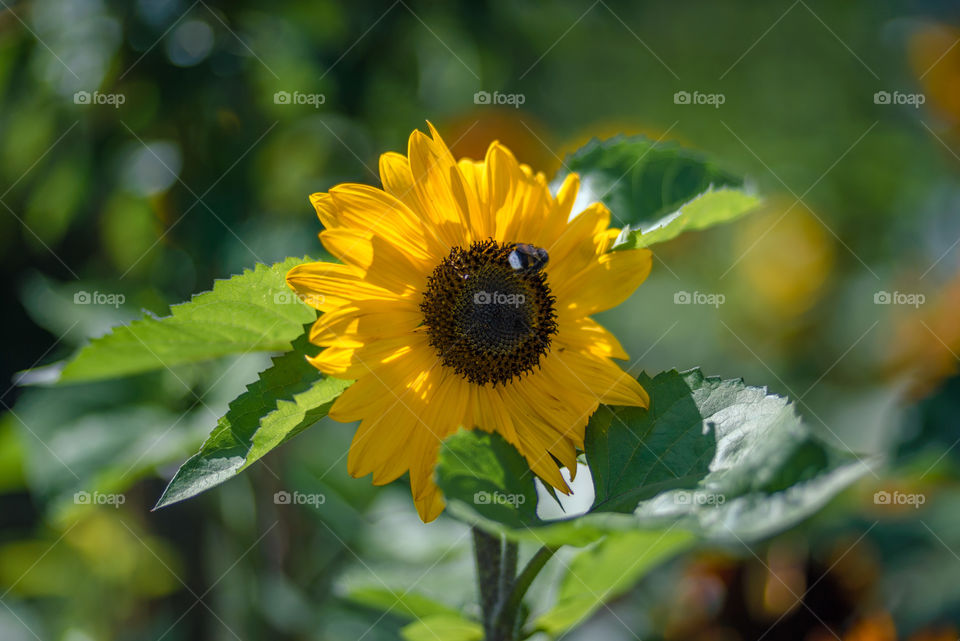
xmin=420 ymin=239 xmax=557 ymax=386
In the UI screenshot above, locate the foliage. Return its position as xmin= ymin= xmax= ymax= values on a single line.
xmin=58 ymin=258 xmax=315 ymax=382
xmin=155 ymin=334 xmax=351 ymax=508
xmin=436 ymin=369 xmax=867 ymax=548
xmin=14 ymin=131 xmax=873 ymax=641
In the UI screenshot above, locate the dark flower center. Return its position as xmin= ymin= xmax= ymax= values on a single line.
xmin=420 ymin=239 xmax=557 ymax=386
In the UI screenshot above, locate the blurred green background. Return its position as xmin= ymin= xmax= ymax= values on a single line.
xmin=3 ymin=0 xmax=960 ymax=639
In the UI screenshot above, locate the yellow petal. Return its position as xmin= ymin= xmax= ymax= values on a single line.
xmin=502 ymin=383 xmax=579 ymax=476
xmin=553 ymin=348 xmax=649 ymax=408
xmin=457 ymin=158 xmax=488 ymax=227
xmin=474 ymin=385 xmax=519 ymax=446
xmin=308 ymin=301 xmax=421 ymax=348
xmin=327 ymin=341 xmax=432 ymax=421
xmin=286 ymin=262 xmax=404 ymax=312
xmin=378 ymin=151 xmax=423 ymax=219
xmin=557 ymin=317 xmax=629 ymax=360
xmin=306 ymin=335 xmax=418 ymax=378
xmin=410 ymin=369 xmax=470 ymax=500
xmin=495 ymin=164 xmax=554 ymax=245
xmin=544 ymin=202 xmax=611 ymax=281
xmin=413 ymin=481 xmax=446 ymax=522
xmin=348 ymin=408 xmax=417 ymax=483
xmin=554 ymin=173 xmax=580 ymax=223
xmin=326 ymin=184 xmax=447 ymax=261
xmin=407 ymin=129 xmax=470 ymax=248
xmin=555 ymin=247 xmax=653 ymax=317
xmin=319 ymin=228 xmax=429 ymax=295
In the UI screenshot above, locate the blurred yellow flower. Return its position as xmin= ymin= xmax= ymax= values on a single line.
xmin=910 ymin=23 xmax=960 ymax=126
xmin=735 ymin=205 xmax=834 ymax=320
xmin=286 ymin=124 xmax=651 ymax=521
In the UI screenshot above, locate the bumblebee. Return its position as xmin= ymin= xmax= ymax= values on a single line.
xmin=507 ymin=243 xmax=549 ymax=273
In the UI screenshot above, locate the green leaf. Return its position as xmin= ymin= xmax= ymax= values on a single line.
xmin=0 ymin=417 xmax=26 ymax=492
xmin=559 ymin=135 xmax=760 ymax=249
xmin=345 ymin=586 xmax=461 ymax=621
xmin=436 ymin=430 xmax=540 ymax=529
xmin=615 ymin=188 xmax=761 ymax=249
xmin=561 ymin=135 xmax=744 ymax=223
xmin=436 ymin=370 xmax=869 ymax=546
xmin=583 ymin=370 xmax=871 ymax=542
xmin=596 ymin=369 xmax=869 ymax=541
xmin=533 ymin=529 xmax=693 ymax=636
xmin=586 ymin=371 xmax=717 ymax=513
xmin=436 ymin=431 xmax=610 ymax=547
xmin=59 ymin=257 xmax=316 ymax=383
xmin=400 ymin=615 xmax=483 ymax=641
xmin=154 ymin=334 xmax=351 ymax=508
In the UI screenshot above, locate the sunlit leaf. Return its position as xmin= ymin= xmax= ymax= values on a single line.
xmin=558 ymin=135 xmax=760 ymax=248
xmin=346 ymin=586 xmax=461 ymax=621
xmin=59 ymin=257 xmax=315 ymax=382
xmin=615 ymin=188 xmax=761 ymax=249
xmin=586 ymin=369 xmax=871 ymax=541
xmin=533 ymin=529 xmax=693 ymax=636
xmin=155 ymin=335 xmax=350 ymax=508
xmin=400 ymin=614 xmax=483 ymax=641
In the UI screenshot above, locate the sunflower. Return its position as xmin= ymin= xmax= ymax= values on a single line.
xmin=286 ymin=123 xmax=652 ymax=522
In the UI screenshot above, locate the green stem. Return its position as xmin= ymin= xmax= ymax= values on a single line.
xmin=499 ymin=540 xmax=518 ymax=602
xmin=491 ymin=545 xmax=558 ymax=640
xmin=472 ymin=527 xmax=502 ymax=638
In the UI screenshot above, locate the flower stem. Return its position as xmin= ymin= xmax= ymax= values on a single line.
xmin=472 ymin=527 xmax=502 ymax=638
xmin=499 ymin=540 xmax=518 ymax=602
xmin=473 ymin=527 xmax=559 ymax=641
xmin=491 ymin=545 xmax=557 ymax=640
